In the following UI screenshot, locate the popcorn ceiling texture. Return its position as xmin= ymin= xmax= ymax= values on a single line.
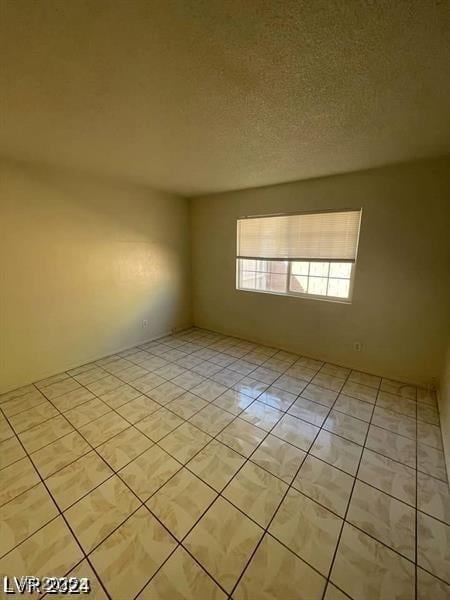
xmin=1 ymin=0 xmax=450 ymax=195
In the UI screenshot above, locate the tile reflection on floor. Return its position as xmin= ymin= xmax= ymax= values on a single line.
xmin=0 ymin=327 xmax=449 ymax=599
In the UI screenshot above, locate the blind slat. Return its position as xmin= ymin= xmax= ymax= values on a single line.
xmin=237 ymin=210 xmax=361 ymax=261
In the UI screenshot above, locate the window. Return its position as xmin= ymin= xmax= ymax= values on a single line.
xmin=236 ymin=209 xmax=361 ymax=301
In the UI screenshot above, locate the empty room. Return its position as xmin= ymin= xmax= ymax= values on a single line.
xmin=1 ymin=2 xmax=449 ymax=599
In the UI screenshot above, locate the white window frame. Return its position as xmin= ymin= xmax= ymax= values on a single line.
xmin=236 ymin=209 xmax=361 ymax=303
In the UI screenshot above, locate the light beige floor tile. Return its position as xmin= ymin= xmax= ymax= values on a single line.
xmin=147 ymin=468 xmax=217 ymax=540
xmin=40 ymin=378 xmax=82 ymax=400
xmin=417 ymin=567 xmax=450 ymax=600
xmin=333 ymin=394 xmax=374 ymax=422
xmin=1 ymin=389 xmax=47 ymax=417
xmin=190 ymin=380 xmax=228 ymax=402
xmin=213 ymin=389 xmax=254 ymax=415
xmin=380 ymin=378 xmax=416 ymax=400
xmin=418 ymin=444 xmax=448 ymax=481
xmin=358 ymin=448 xmax=416 ymax=506
xmin=51 ymin=387 xmax=96 ymax=412
xmin=0 ymin=483 xmax=58 ymax=557
xmin=116 ymin=364 xmax=150 ymax=383
xmin=300 ymin=383 xmax=339 ymax=407
xmin=417 ymin=402 xmax=440 ymax=426
xmin=31 ymin=431 xmax=92 ymax=479
xmin=330 ymin=523 xmax=415 ymax=600
xmin=269 ymin=488 xmax=342 ymax=576
xmin=258 ymin=387 xmax=297 ymax=411
xmin=418 ymin=421 xmax=443 ymax=450
xmin=417 ymin=512 xmax=450 ymax=583
xmin=217 ymin=418 xmax=266 ymax=457
xmin=154 ymin=363 xmax=188 ymax=379
xmin=366 ymin=425 xmax=416 ymax=468
xmin=9 ymin=402 xmax=58 ymax=434
xmin=417 ymin=472 xmax=450 ymax=524
xmin=172 ymin=371 xmax=206 ymax=390
xmin=372 ymin=407 xmax=416 ymax=440
xmin=90 ymin=507 xmax=177 ymax=600
xmin=119 ymin=445 xmax=181 ymax=501
xmin=159 ymin=422 xmax=212 ymax=464
xmin=271 ymin=414 xmax=319 ymax=452
xmin=135 ymin=407 xmax=184 ymax=442
xmin=347 ymin=480 xmax=415 ymax=560
xmin=272 ymin=374 xmax=306 ymax=395
xmin=348 ymin=370 xmax=381 ymax=389
xmin=100 ymin=383 xmax=142 ymax=409
xmin=376 ymin=391 xmax=416 ymax=418
xmin=116 ymin=394 xmax=160 ymax=423
xmin=310 ymin=374 xmax=345 ymax=394
xmin=79 ymin=411 xmax=129 ymax=447
xmin=147 ymin=381 xmax=186 ymax=405
xmin=234 ymin=534 xmax=326 ymax=600
xmin=65 ymin=398 xmax=111 ymax=428
xmin=223 ymin=462 xmax=287 ymax=527
xmin=0 ymin=384 xmax=38 ymax=405
xmin=189 ymin=404 xmax=235 ymax=436
xmin=97 ymin=426 xmax=152 ymax=470
xmin=85 ymin=374 xmax=123 ymax=395
xmin=138 ymin=545 xmax=226 ymax=599
xmin=0 ymin=413 xmax=14 ymax=442
xmin=324 ymin=410 xmax=368 ymax=445
xmin=288 ymin=396 xmax=329 ymax=426
xmin=46 ymin=451 xmax=113 ymax=510
xmin=310 ymin=430 xmax=362 ymax=476
xmin=0 ymin=456 xmax=40 ymax=507
xmin=0 ymin=436 xmax=26 ymax=469
xmin=287 ymin=363 xmax=317 ymax=381
xmin=251 ymin=434 xmax=306 ymax=483
xmin=187 ymin=440 xmax=245 ymax=491
xmin=233 ymin=377 xmax=269 ymax=399
xmin=65 ymin=475 xmax=140 ymax=552
xmin=0 ymin=516 xmax=83 ymax=579
xmin=417 ymin=388 xmax=437 ymax=406
xmin=184 ymin=496 xmax=263 ymax=593
xmin=73 ymin=366 xmax=109 ymax=385
xmin=18 ymin=414 xmax=74 ymax=454
xmin=166 ymin=392 xmax=208 ymax=419
xmin=294 ymin=455 xmax=354 ymax=517
xmin=239 ymin=400 xmax=283 ymax=431
xmin=341 ymin=381 xmax=377 ymax=403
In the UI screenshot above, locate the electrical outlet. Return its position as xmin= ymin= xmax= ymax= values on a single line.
xmin=353 ymin=341 xmax=362 ymax=352
xmin=142 ymin=319 xmax=149 ymax=328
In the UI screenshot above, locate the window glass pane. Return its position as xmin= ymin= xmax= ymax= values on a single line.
xmin=290 ymin=275 xmax=308 ymax=293
xmin=240 ymin=271 xmax=256 ymax=289
xmin=255 ymin=272 xmax=269 ymax=290
xmin=308 ymin=277 xmax=328 ymax=295
xmin=309 ymin=262 xmax=329 ymax=277
xmin=327 ymin=278 xmax=350 ymax=298
xmin=254 ymin=260 xmax=268 ymax=272
xmin=242 ymin=259 xmax=257 ymax=271
xmin=268 ymin=260 xmax=288 ymax=274
xmin=329 ymin=262 xmax=352 ymax=278
xmin=291 ymin=261 xmax=309 ymax=275
xmin=267 ymin=273 xmax=287 ymax=292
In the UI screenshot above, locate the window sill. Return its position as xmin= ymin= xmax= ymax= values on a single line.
xmin=236 ymin=287 xmax=353 ymax=305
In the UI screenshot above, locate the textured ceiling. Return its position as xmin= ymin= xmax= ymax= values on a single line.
xmin=1 ymin=1 xmax=450 ymax=195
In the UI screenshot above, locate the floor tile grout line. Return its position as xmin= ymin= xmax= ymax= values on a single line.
xmin=319 ymin=378 xmax=379 ymax=599
xmin=227 ymin=361 xmax=353 ymax=598
xmin=0 ymin=406 xmax=113 ymax=600
xmin=2 ymin=329 xmax=444 ymax=597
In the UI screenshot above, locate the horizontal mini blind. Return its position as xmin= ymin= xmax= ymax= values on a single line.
xmin=237 ymin=210 xmax=361 ymax=262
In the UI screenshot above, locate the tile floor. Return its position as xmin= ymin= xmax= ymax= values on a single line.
xmin=0 ymin=327 xmax=449 ymax=599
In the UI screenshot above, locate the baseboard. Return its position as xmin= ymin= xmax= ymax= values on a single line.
xmin=1 ymin=323 xmax=193 ymax=395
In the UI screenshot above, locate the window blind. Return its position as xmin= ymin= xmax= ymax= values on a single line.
xmin=237 ymin=210 xmax=361 ymax=262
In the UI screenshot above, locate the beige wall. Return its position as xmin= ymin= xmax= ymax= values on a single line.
xmin=439 ymin=342 xmax=450 ymax=478
xmin=0 ymin=159 xmax=191 ymax=393
xmin=191 ymin=157 xmax=450 ymax=386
